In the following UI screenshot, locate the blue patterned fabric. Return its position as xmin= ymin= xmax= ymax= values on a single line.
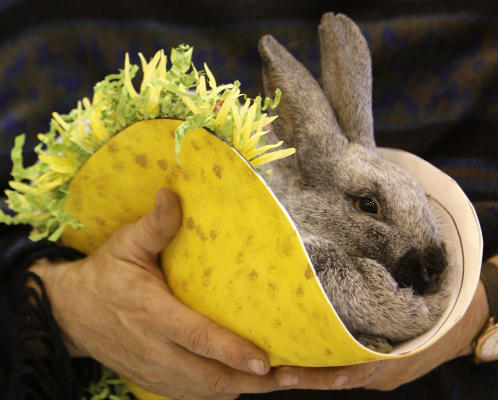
xmin=0 ymin=2 xmax=496 ymax=399
xmin=0 ymin=16 xmax=495 ymax=258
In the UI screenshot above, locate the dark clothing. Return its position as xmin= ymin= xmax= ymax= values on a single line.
xmin=0 ymin=1 xmax=496 ymax=399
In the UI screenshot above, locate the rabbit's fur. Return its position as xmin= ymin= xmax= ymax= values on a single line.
xmin=258 ymin=13 xmax=451 ymax=352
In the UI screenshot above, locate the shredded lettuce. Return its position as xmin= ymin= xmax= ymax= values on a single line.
xmin=0 ymin=45 xmax=294 ymax=242
xmin=81 ymin=365 xmax=132 ymax=400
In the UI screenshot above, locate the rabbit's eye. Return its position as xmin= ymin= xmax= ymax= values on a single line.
xmin=356 ymin=197 xmax=379 ymax=215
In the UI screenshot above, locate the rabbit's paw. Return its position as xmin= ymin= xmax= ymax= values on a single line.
xmin=355 ymin=333 xmax=393 ymax=353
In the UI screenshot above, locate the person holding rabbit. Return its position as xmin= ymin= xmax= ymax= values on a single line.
xmin=17 ymin=187 xmax=493 ymax=399
xmin=1 ymin=2 xmax=496 ymax=400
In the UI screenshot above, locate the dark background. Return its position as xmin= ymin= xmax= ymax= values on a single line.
xmin=0 ymin=2 xmax=496 ymax=398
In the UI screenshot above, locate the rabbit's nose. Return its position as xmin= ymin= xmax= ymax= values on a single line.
xmin=394 ymin=245 xmax=447 ymax=295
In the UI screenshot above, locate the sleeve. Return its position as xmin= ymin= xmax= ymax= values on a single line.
xmin=481 ymin=261 xmax=498 ymax=323
xmin=0 ymin=220 xmax=86 ymax=400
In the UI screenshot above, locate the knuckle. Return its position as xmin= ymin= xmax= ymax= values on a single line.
xmin=363 ymin=361 xmax=383 ymax=381
xmin=187 ymin=326 xmax=211 ymax=355
xmin=140 ymin=215 xmax=158 ymax=241
xmin=109 ymin=224 xmax=136 ymax=254
xmin=325 ymin=371 xmax=337 ymax=389
xmin=207 ymin=372 xmax=231 ymax=395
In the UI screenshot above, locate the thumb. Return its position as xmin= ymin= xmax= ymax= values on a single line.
xmin=110 ymin=187 xmax=182 ymax=265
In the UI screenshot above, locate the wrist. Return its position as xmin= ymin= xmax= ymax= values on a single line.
xmin=28 ymin=258 xmax=89 ymax=357
xmin=457 ymin=280 xmax=491 ymax=357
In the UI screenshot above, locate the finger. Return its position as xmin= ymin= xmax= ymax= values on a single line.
xmin=121 ymin=374 xmax=239 ymax=400
xmin=141 ymin=342 xmax=277 ymax=397
xmin=149 ymin=293 xmax=271 ymax=376
xmin=111 ymin=187 xmax=182 ymax=264
xmin=274 ymin=361 xmax=385 ymax=390
xmin=273 ymin=366 xmax=337 ymax=390
xmin=135 ymin=187 xmax=182 ymax=255
xmin=336 ymin=361 xmax=386 ymax=389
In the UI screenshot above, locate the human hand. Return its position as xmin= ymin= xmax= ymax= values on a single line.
xmin=273 ymin=276 xmax=492 ymax=391
xmin=29 ymin=188 xmax=278 ymax=400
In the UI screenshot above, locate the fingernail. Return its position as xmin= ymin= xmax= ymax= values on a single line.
xmin=248 ymin=359 xmax=265 ymax=375
xmin=278 ymin=371 xmax=298 ymax=387
xmin=333 ymin=374 xmax=348 ymax=389
xmin=154 ymin=188 xmax=170 ymax=211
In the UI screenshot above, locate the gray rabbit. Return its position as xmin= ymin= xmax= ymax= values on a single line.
xmin=258 ymin=13 xmax=451 ymax=352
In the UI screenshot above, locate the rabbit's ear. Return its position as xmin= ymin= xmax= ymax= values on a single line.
xmin=258 ymin=35 xmax=347 ymax=182
xmin=319 ymin=13 xmax=375 ymax=149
